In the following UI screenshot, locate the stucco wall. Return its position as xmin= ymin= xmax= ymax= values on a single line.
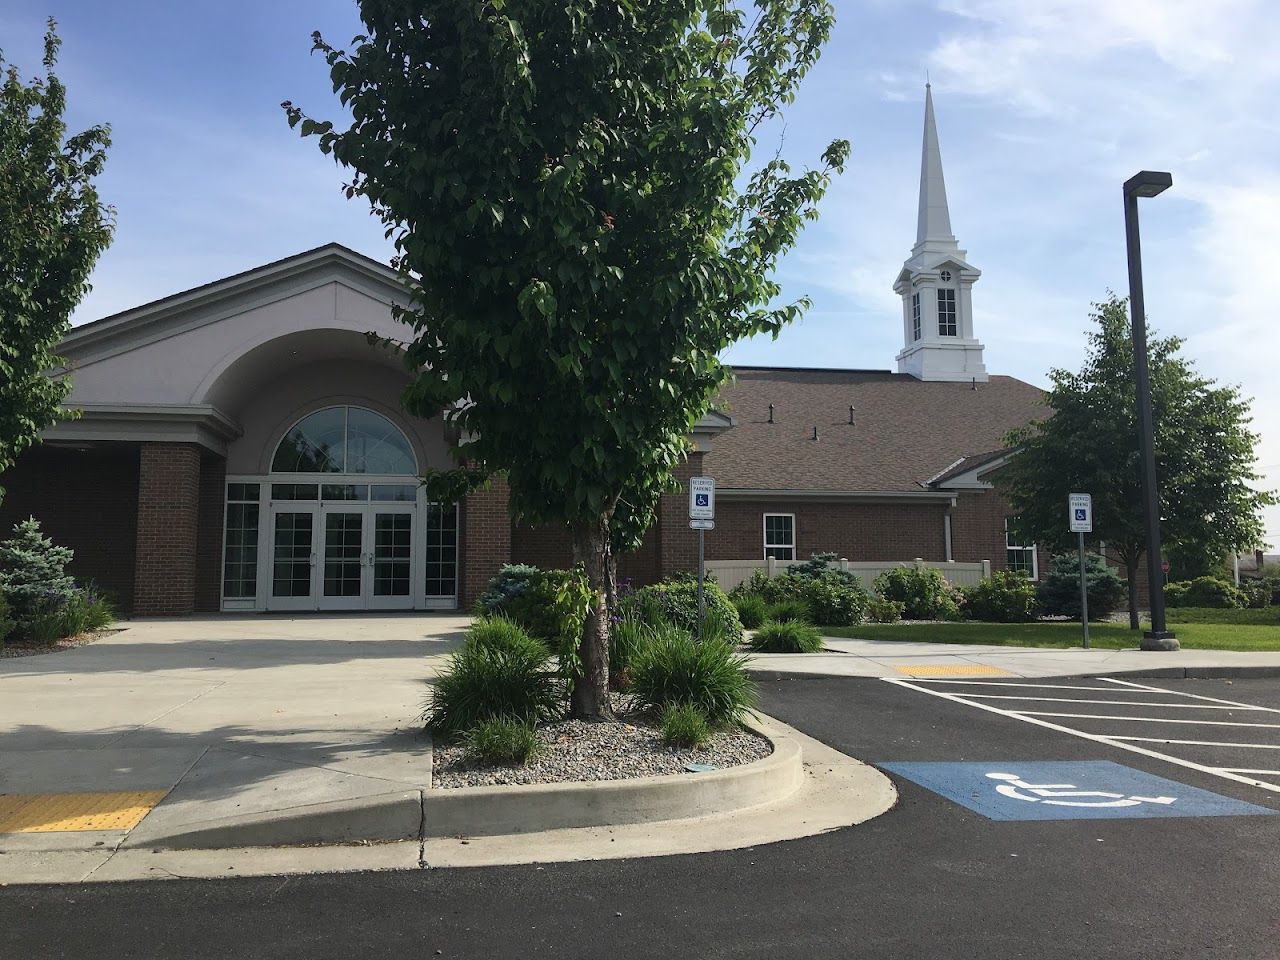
xmin=222 ymin=357 xmax=452 ymax=476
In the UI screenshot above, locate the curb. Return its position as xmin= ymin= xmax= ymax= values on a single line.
xmin=119 ymin=721 xmax=802 ymax=850
xmin=421 ymin=718 xmax=802 ymax=839
xmin=121 ymin=790 xmax=423 ymax=851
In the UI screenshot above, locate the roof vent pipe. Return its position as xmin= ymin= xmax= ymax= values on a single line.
xmin=971 ymin=377 xmax=977 ymax=391
xmin=768 ymin=403 xmax=775 ymax=424
xmin=848 ymin=404 xmax=856 ymax=425
xmin=812 ymin=425 xmax=819 ymax=441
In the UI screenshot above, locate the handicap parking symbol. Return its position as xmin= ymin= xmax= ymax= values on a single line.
xmin=1074 ymin=508 xmax=1087 ymax=521
xmin=695 ymin=494 xmax=710 ymax=507
xmin=879 ymin=761 xmax=1278 ymax=821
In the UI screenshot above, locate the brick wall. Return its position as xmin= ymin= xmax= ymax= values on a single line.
xmin=459 ymin=475 xmax=512 ymax=608
xmin=133 ymin=443 xmax=202 ymax=616
xmin=511 ymin=522 xmax=661 ymax=587
xmin=0 ymin=443 xmax=140 ymax=612
xmin=706 ymin=498 xmax=948 ymax=563
xmin=195 ymin=456 xmax=226 ymax=613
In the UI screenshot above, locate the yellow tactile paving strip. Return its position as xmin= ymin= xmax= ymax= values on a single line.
xmin=0 ymin=791 xmax=167 ymax=833
xmin=893 ymin=664 xmax=1015 ymax=678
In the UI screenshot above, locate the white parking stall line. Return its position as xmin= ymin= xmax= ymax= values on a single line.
xmin=1218 ymin=769 xmax=1280 ymax=776
xmin=1017 ymin=712 xmax=1280 ymax=729
xmin=904 ymin=679 xmax=1176 ymax=693
xmin=882 ymin=676 xmax=1280 ymax=796
xmin=1107 ymin=737 xmax=1280 ymax=750
xmin=1099 ymin=676 xmax=1280 ymax=715
xmin=960 ymin=694 xmax=1267 ymax=710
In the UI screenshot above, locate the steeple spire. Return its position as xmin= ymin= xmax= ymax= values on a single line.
xmin=916 ymin=83 xmax=956 ymax=251
xmin=893 ymin=84 xmax=988 ymax=383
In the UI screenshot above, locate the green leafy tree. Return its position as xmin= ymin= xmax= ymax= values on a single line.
xmin=286 ymin=1 xmax=848 ymax=718
xmin=0 ymin=21 xmax=113 ymax=500
xmin=1000 ymin=296 xmax=1275 ymax=629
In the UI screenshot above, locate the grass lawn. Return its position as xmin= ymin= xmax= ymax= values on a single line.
xmin=824 ymin=607 xmax=1280 ymax=652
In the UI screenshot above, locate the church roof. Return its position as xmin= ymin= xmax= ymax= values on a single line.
xmin=704 ymin=367 xmax=1046 ymax=493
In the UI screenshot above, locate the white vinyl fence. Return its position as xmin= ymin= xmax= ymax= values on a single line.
xmin=705 ymin=557 xmax=992 ymax=593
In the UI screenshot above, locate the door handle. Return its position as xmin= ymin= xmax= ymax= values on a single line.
xmin=309 ymin=552 xmax=317 ymax=567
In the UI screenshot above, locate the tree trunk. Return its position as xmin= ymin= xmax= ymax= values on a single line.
xmin=603 ymin=536 xmax=619 ymax=622
xmin=571 ymin=515 xmax=615 ymax=722
xmin=1125 ymin=559 xmax=1141 ymax=631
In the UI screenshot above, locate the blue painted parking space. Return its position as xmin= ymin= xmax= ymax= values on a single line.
xmin=880 ymin=760 xmax=1280 ymax=821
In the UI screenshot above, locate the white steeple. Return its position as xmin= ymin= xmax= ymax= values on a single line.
xmin=894 ymin=84 xmax=988 ymax=383
xmin=916 ymin=84 xmax=955 ymax=250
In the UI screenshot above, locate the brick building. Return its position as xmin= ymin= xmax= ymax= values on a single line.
xmin=0 ymin=85 xmax=1054 ymax=617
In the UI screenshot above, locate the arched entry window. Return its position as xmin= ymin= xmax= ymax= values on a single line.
xmin=272 ymin=406 xmax=417 ymax=475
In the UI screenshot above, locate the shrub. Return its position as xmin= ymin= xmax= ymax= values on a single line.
xmin=619 ymin=575 xmax=743 ymax=643
xmin=961 ymin=571 xmax=1041 ymax=623
xmin=732 ymin=593 xmax=768 ymax=630
xmin=874 ymin=567 xmax=961 ymax=621
xmin=0 ymin=589 xmax=12 ymax=645
xmin=801 ymin=572 xmax=869 ymax=626
xmin=608 ymin=613 xmax=651 ymax=691
xmin=784 ymin=552 xmax=862 ymax=589
xmin=56 ymin=588 xmax=115 ymax=638
xmin=1164 ymin=581 xmax=1189 ymax=608
xmin=476 ymin=564 xmax=541 ymax=613
xmin=0 ymin=518 xmax=77 ymax=622
xmin=466 ymin=615 xmax=537 ymax=652
xmin=476 ymin=564 xmax=592 ymax=681
xmin=1240 ymin=579 xmax=1272 ymax=609
xmin=425 ymin=623 xmax=562 ymax=735
xmin=1180 ymin=576 xmax=1246 ymax=609
xmin=463 ymin=717 xmax=541 ymax=765
xmin=867 ymin=597 xmax=905 ymax=623
xmin=630 ymin=623 xmax=756 ymax=726
xmin=660 ymin=703 xmax=712 ymax=749
xmin=764 ymin=598 xmax=811 ymax=623
xmin=1037 ymin=553 xmax=1128 ymax=620
xmin=748 ymin=619 xmax=824 ymax=654
xmin=732 ymin=569 xmax=807 ymax=606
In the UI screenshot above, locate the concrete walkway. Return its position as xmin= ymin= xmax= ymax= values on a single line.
xmin=0 ymin=614 xmax=468 ymax=875
xmin=750 ymin=636 xmax=1280 ymax=678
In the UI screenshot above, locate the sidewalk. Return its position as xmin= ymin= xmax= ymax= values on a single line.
xmin=750 ymin=637 xmax=1280 ymax=679
xmin=0 ymin=614 xmax=468 ymax=878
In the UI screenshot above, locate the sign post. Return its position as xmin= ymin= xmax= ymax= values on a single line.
xmin=689 ymin=477 xmax=715 ymax=641
xmin=1069 ymin=493 xmax=1094 ymax=649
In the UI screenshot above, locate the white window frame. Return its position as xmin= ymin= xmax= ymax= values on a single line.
xmin=1004 ymin=517 xmax=1039 ymax=580
xmin=763 ymin=513 xmax=796 ymax=561
xmin=937 ymin=288 xmax=957 ymax=337
xmin=911 ymin=292 xmax=922 ymax=341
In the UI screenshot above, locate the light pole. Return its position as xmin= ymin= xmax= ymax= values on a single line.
xmin=1123 ymin=170 xmax=1179 ymax=652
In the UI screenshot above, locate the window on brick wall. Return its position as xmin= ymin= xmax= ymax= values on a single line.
xmin=223 ymin=483 xmax=261 ymax=598
xmin=763 ymin=514 xmax=795 ymax=560
xmin=1005 ymin=517 xmax=1038 ymax=579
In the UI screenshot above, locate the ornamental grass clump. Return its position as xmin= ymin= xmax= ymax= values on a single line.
xmin=464 ymin=717 xmax=541 ymax=766
xmin=659 ymin=703 xmax=711 ymax=749
xmin=425 ymin=619 xmax=562 ymax=735
xmin=731 ymin=593 xmax=768 ymax=630
xmin=764 ymin=598 xmax=811 ymax=624
xmin=748 ymin=619 xmax=824 ymax=654
xmin=629 ymin=623 xmax=756 ymax=727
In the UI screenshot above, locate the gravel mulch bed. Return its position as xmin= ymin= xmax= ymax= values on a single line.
xmin=431 ymin=696 xmax=772 ymax=789
xmin=0 ymin=629 xmax=116 ymax=659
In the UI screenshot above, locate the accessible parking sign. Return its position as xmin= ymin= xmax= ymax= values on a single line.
xmin=879 ymin=760 xmax=1278 ymax=821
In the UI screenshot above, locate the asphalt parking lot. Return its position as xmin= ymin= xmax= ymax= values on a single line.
xmin=3 ymin=673 xmax=1279 ymax=960
xmin=884 ymin=674 xmax=1280 ymax=796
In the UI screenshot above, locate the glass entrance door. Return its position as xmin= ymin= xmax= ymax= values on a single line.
xmin=269 ymin=507 xmax=318 ymax=610
xmin=319 ymin=509 xmax=365 ymax=610
xmin=369 ymin=508 xmax=414 ymax=610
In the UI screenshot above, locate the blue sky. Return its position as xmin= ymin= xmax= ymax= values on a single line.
xmin=5 ymin=1 xmax=1279 ymax=546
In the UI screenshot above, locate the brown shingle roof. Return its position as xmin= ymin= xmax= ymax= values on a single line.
xmin=704 ymin=367 xmax=1047 ymax=492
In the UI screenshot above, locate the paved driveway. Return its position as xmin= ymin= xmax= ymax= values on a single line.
xmin=0 ymin=614 xmax=468 ymax=864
